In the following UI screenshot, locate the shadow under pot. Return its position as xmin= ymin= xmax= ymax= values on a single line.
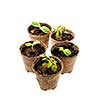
xmin=28 ymin=22 xmax=52 ymax=48
xmin=51 ymin=26 xmax=75 ymax=46
xmin=51 ymin=42 xmax=79 ymax=74
xmin=19 ymin=40 xmax=46 ymax=72
xmin=32 ymin=56 xmax=63 ymax=91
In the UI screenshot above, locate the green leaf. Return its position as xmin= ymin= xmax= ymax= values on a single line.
xmin=25 ymin=42 xmax=32 ymax=47
xmin=42 ymin=63 xmax=47 ymax=68
xmin=51 ymin=64 xmax=57 ymax=72
xmin=61 ymin=26 xmax=66 ymax=31
xmin=32 ymin=40 xmax=40 ymax=46
xmin=57 ymin=26 xmax=62 ymax=30
xmin=40 ymin=26 xmax=50 ymax=34
xmin=54 ymin=26 xmax=60 ymax=39
xmin=40 ymin=53 xmax=46 ymax=58
xmin=55 ymin=31 xmax=59 ymax=39
xmin=32 ymin=22 xmax=41 ymax=27
xmin=53 ymin=60 xmax=58 ymax=65
xmin=63 ymin=49 xmax=72 ymax=56
xmin=49 ymin=58 xmax=55 ymax=62
xmin=42 ymin=57 xmax=47 ymax=61
xmin=58 ymin=47 xmax=64 ymax=51
xmin=47 ymin=60 xmax=52 ymax=68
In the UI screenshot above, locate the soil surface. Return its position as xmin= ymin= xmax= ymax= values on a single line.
xmin=20 ymin=41 xmax=45 ymax=57
xmin=51 ymin=29 xmax=74 ymax=41
xmin=51 ymin=42 xmax=79 ymax=57
xmin=34 ymin=57 xmax=61 ymax=76
xmin=28 ymin=23 xmax=51 ymax=35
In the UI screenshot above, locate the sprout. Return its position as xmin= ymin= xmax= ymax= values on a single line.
xmin=32 ymin=22 xmax=50 ymax=34
xmin=41 ymin=57 xmax=58 ymax=72
xmin=63 ymin=49 xmax=72 ymax=56
xmin=53 ymin=26 xmax=67 ymax=40
xmin=58 ymin=47 xmax=72 ymax=57
xmin=25 ymin=40 xmax=40 ymax=50
xmin=51 ymin=64 xmax=57 ymax=72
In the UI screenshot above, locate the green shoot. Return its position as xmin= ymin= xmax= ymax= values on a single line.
xmin=63 ymin=49 xmax=72 ymax=56
xmin=51 ymin=64 xmax=57 ymax=72
xmin=55 ymin=31 xmax=59 ymax=40
xmin=54 ymin=26 xmax=67 ymax=40
xmin=58 ymin=47 xmax=72 ymax=57
xmin=32 ymin=22 xmax=41 ymax=27
xmin=25 ymin=40 xmax=40 ymax=51
xmin=55 ymin=26 xmax=61 ymax=39
xmin=40 ymin=26 xmax=50 ymax=34
xmin=25 ymin=42 xmax=32 ymax=47
xmin=41 ymin=57 xmax=58 ymax=72
xmin=31 ymin=22 xmax=50 ymax=34
xmin=42 ymin=57 xmax=47 ymax=61
xmin=47 ymin=60 xmax=52 ymax=68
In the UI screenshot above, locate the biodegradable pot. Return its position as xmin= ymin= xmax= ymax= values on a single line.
xmin=19 ymin=41 xmax=46 ymax=72
xmin=51 ymin=42 xmax=79 ymax=74
xmin=32 ymin=56 xmax=63 ymax=91
xmin=28 ymin=23 xmax=52 ymax=48
xmin=51 ymin=29 xmax=75 ymax=46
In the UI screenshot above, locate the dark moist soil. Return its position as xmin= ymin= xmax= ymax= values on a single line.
xmin=34 ymin=57 xmax=61 ymax=76
xmin=20 ymin=41 xmax=45 ymax=57
xmin=51 ymin=29 xmax=74 ymax=41
xmin=28 ymin=23 xmax=51 ymax=35
xmin=51 ymin=42 xmax=79 ymax=57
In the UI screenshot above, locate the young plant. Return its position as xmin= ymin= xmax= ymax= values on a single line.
xmin=58 ymin=47 xmax=72 ymax=57
xmin=32 ymin=22 xmax=50 ymax=34
xmin=53 ymin=26 xmax=68 ymax=40
xmin=42 ymin=57 xmax=58 ymax=72
xmin=25 ymin=40 xmax=40 ymax=51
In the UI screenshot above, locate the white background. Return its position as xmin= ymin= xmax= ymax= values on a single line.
xmin=0 ymin=0 xmax=100 ymax=100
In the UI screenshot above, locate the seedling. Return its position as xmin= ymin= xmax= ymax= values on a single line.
xmin=42 ymin=57 xmax=58 ymax=72
xmin=58 ymin=47 xmax=72 ymax=56
xmin=25 ymin=40 xmax=40 ymax=51
xmin=32 ymin=22 xmax=50 ymax=34
xmin=53 ymin=26 xmax=68 ymax=40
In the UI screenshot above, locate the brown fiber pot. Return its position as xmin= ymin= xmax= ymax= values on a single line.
xmin=32 ymin=56 xmax=63 ymax=91
xmin=51 ymin=30 xmax=75 ymax=46
xmin=28 ymin=23 xmax=51 ymax=48
xmin=51 ymin=42 xmax=79 ymax=74
xmin=19 ymin=41 xmax=46 ymax=73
